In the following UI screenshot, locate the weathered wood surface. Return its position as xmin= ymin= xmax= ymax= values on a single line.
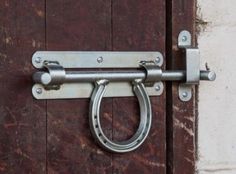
xmin=112 ymin=0 xmax=166 ymax=173
xmin=46 ymin=1 xmax=113 ymax=173
xmin=46 ymin=0 xmax=166 ymax=174
xmin=0 ymin=1 xmax=46 ymax=173
xmin=0 ymin=0 xmax=197 ymax=173
xmin=166 ymin=0 xmax=196 ymax=174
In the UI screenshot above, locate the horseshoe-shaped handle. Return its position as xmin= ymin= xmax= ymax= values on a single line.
xmin=89 ymin=79 xmax=152 ymax=153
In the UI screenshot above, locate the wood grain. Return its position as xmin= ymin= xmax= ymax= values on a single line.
xmin=166 ymin=0 xmax=196 ymax=174
xmin=112 ymin=0 xmax=166 ymax=173
xmin=46 ymin=0 xmax=113 ymax=173
xmin=0 ymin=1 xmax=46 ymax=173
xmin=46 ymin=0 xmax=167 ymax=173
xmin=0 ymin=0 xmax=197 ymax=173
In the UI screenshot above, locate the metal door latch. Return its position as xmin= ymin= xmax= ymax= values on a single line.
xmin=31 ymin=30 xmax=215 ymax=153
xmin=177 ymin=30 xmax=216 ymax=101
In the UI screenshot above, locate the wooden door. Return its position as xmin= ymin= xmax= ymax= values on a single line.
xmin=0 ymin=0 xmax=196 ymax=174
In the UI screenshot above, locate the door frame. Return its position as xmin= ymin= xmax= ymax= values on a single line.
xmin=166 ymin=0 xmax=196 ymax=173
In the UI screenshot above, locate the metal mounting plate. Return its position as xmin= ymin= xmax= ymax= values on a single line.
xmin=32 ymin=51 xmax=164 ymax=99
xmin=178 ymin=84 xmax=192 ymax=102
xmin=32 ymin=81 xmax=164 ymax=99
xmin=32 ymin=51 xmax=164 ymax=68
xmin=178 ymin=30 xmax=193 ymax=102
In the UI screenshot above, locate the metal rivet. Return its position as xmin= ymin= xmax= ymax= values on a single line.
xmin=182 ymin=36 xmax=188 ymax=42
xmin=155 ymin=85 xmax=161 ymax=91
xmin=182 ymin=92 xmax=188 ymax=98
xmin=155 ymin=57 xmax=161 ymax=64
xmin=35 ymin=57 xmax=42 ymax=64
xmin=97 ymin=57 xmax=103 ymax=63
xmin=36 ymin=88 xmax=42 ymax=94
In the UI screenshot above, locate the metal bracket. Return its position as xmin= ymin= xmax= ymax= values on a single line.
xmin=32 ymin=51 xmax=164 ymax=99
xmin=178 ymin=30 xmax=198 ymax=102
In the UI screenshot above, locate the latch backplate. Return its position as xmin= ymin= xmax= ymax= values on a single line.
xmin=32 ymin=51 xmax=164 ymax=99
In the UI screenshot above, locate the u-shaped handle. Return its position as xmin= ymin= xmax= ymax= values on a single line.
xmin=89 ymin=79 xmax=152 ymax=153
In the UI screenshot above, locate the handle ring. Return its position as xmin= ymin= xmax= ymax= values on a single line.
xmin=89 ymin=79 xmax=152 ymax=153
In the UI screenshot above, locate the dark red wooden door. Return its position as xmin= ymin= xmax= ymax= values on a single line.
xmin=0 ymin=0 xmax=196 ymax=174
xmin=46 ymin=1 xmax=166 ymax=173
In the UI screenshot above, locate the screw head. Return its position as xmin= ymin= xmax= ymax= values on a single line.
xmin=36 ymin=88 xmax=42 ymax=94
xmin=97 ymin=56 xmax=103 ymax=63
xmin=155 ymin=57 xmax=161 ymax=64
xmin=35 ymin=57 xmax=42 ymax=64
xmin=182 ymin=92 xmax=188 ymax=98
xmin=155 ymin=85 xmax=161 ymax=91
xmin=182 ymin=36 xmax=188 ymax=42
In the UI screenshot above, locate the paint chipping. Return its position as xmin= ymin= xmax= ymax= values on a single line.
xmin=184 ymin=157 xmax=194 ymax=165
xmin=32 ymin=39 xmax=36 ymax=47
xmin=0 ymin=53 xmax=7 ymax=59
xmin=36 ymin=10 xmax=44 ymax=18
xmin=31 ymin=39 xmax=42 ymax=48
xmin=174 ymin=118 xmax=194 ymax=136
xmin=4 ymin=1 xmax=9 ymax=7
xmin=133 ymin=154 xmax=165 ymax=168
xmin=5 ymin=37 xmax=13 ymax=44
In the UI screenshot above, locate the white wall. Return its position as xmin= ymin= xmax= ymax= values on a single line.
xmin=197 ymin=0 xmax=236 ymax=173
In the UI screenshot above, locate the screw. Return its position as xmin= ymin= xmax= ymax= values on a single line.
xmin=36 ymin=88 xmax=42 ymax=94
xmin=155 ymin=57 xmax=161 ymax=64
xmin=35 ymin=57 xmax=42 ymax=64
xmin=97 ymin=56 xmax=103 ymax=63
xmin=182 ymin=92 xmax=188 ymax=98
xmin=155 ymin=85 xmax=161 ymax=91
xmin=182 ymin=36 xmax=188 ymax=42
